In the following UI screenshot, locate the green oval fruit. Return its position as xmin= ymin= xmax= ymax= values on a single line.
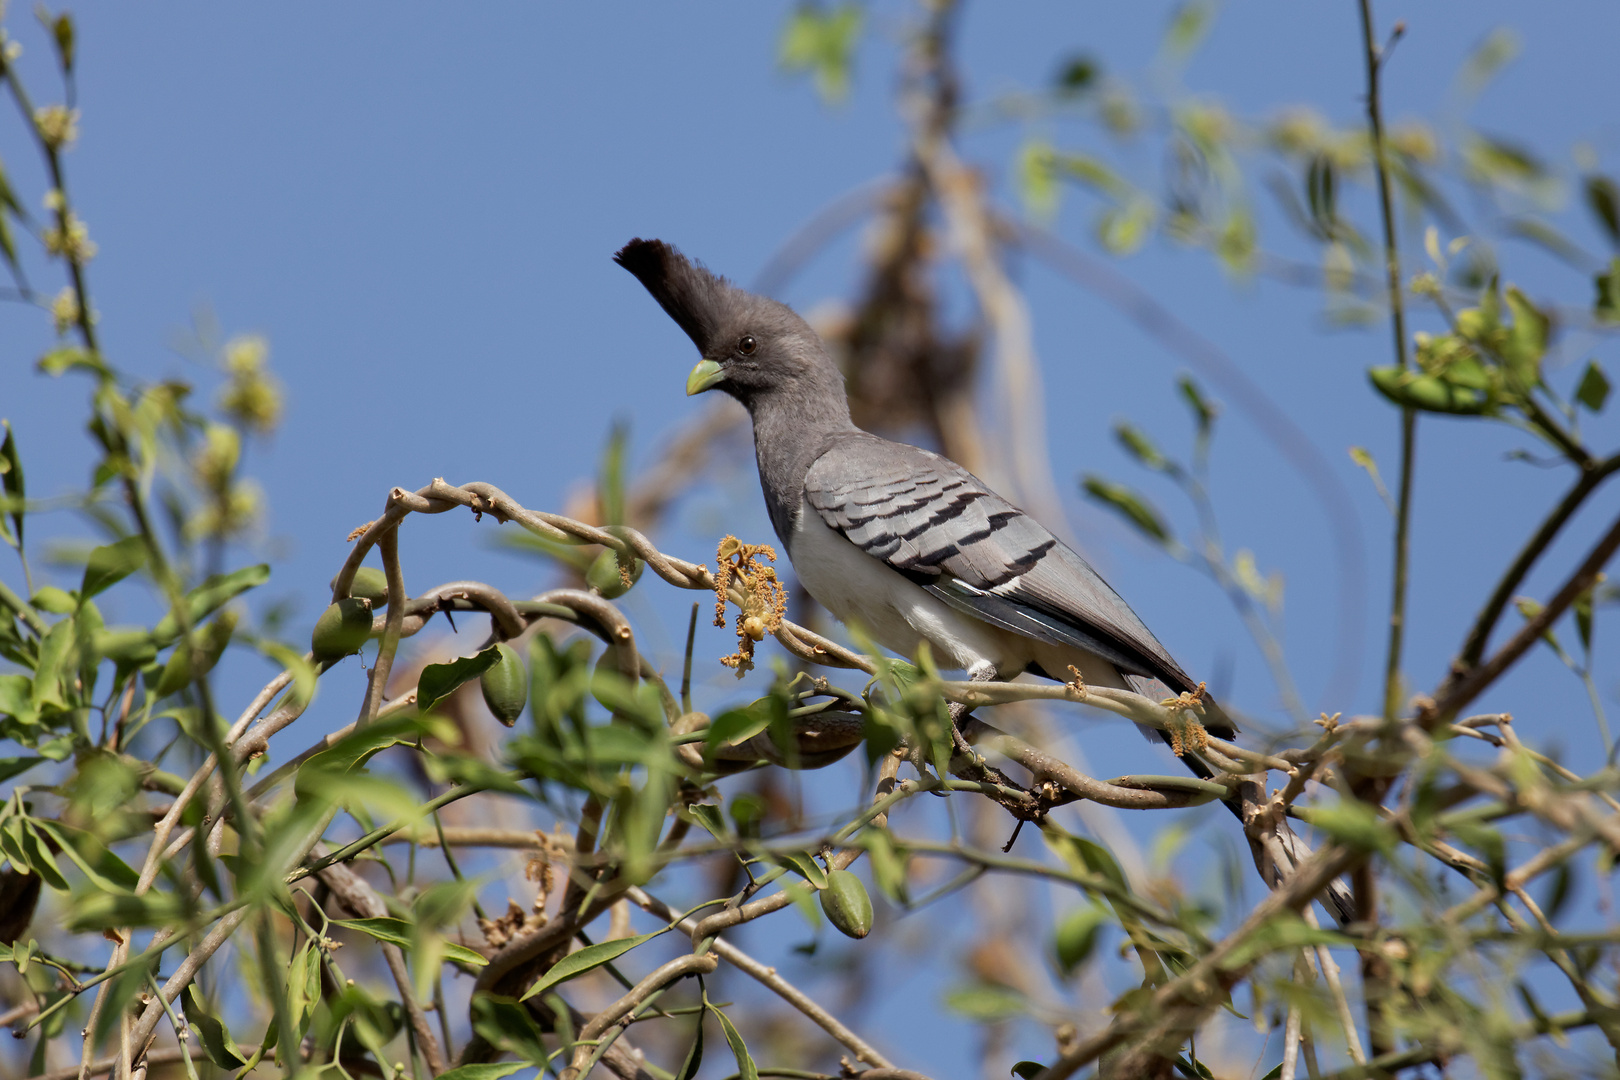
xmin=586 ymin=548 xmax=643 ymax=599
xmin=311 ymin=597 xmax=373 ymax=660
xmin=480 ymin=642 xmax=528 ymax=727
xmin=819 ymin=869 xmax=873 ymax=940
xmin=349 ymin=566 xmax=389 ymax=605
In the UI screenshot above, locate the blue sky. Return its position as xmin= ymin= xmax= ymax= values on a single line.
xmin=3 ymin=2 xmax=1619 ymax=1074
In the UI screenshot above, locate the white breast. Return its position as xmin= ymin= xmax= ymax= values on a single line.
xmin=789 ymin=497 xmax=1014 ymax=676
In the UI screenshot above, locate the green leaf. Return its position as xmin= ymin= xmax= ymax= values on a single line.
xmin=862 ymin=828 xmax=907 ymax=903
xmin=424 ymin=752 xmax=531 ymax=797
xmin=1595 ymin=259 xmax=1619 ymax=324
xmin=598 ymin=420 xmax=629 ymax=528
xmin=588 ymin=667 xmax=668 ymax=731
xmin=257 ymin=639 xmax=317 ymax=711
xmin=94 ymin=964 xmax=150 ymax=1046
xmin=1349 ymin=446 xmax=1393 ymax=512
xmin=30 ymin=586 xmax=75 ymax=614
xmin=47 ymin=11 xmax=74 ymax=72
xmin=335 ymin=916 xmax=414 ymax=949
xmin=1082 ymin=476 xmax=1171 ymax=545
xmin=80 ymin=537 xmax=147 ymax=600
xmin=1053 ymin=54 xmax=1099 ymax=95
xmin=0 ymin=756 xmax=42 ymax=783
xmin=779 ymin=2 xmax=863 ymax=103
xmin=1162 ymin=0 xmax=1214 ymax=60
xmin=0 ymin=163 xmax=18 ymax=272
xmin=470 ymin=995 xmax=551 ymax=1064
xmin=1177 ymin=375 xmax=1218 ymax=436
xmin=1177 ymin=1054 xmax=1216 ymax=1079
xmin=1052 ymin=151 xmax=1132 ymax=199
xmin=300 ymin=716 xmax=433 ymax=778
xmin=414 ymin=877 xmax=480 ymax=930
xmin=31 ymin=620 xmax=73 ymax=713
xmin=32 ymin=821 xmax=139 ymax=892
xmin=1585 ymin=174 xmax=1620 ymax=248
xmin=442 ymin=941 xmax=490 ymax=968
xmin=432 ymin=1066 xmax=526 ymax=1080
xmin=674 ymin=1004 xmax=705 ymax=1080
xmin=1016 ymin=140 xmax=1059 ymax=219
xmin=416 ymin=645 xmax=502 ymax=713
xmin=1217 ymin=911 xmax=1353 ymax=971
xmin=1113 ymin=421 xmax=1169 ymax=471
xmin=686 ymin=803 xmax=728 ymax=842
xmin=520 ymin=929 xmax=666 ymax=1001
xmin=1576 ymin=361 xmax=1611 ymax=413
xmin=1466 ymin=135 xmax=1549 ymax=193
xmin=1503 ymin=287 xmax=1549 ymax=381
xmin=714 ymin=1006 xmax=759 ymax=1080
xmin=67 ymin=889 xmax=188 ymax=930
xmin=944 ymin=982 xmax=1028 ymax=1021
xmin=1097 ymin=198 xmax=1156 ymax=255
xmin=0 ymin=674 xmax=37 ymax=727
xmin=152 ymin=609 xmax=237 ymax=699
xmin=0 ymin=422 xmax=23 ymax=550
xmin=1053 ymin=904 xmax=1110 ymax=975
xmin=1304 ymin=798 xmax=1394 ymax=853
xmin=183 ymin=985 xmax=247 ymax=1069
xmin=707 ymin=697 xmax=778 ymax=750
xmin=1045 ymin=830 xmax=1129 ymax=892
xmin=728 ymin=792 xmax=769 ymax=836
xmin=1306 ymin=153 xmax=1338 ymax=233
xmin=1459 ymin=27 xmax=1519 ymax=97
xmin=776 ymin=850 xmax=828 ymax=890
xmin=286 ymin=943 xmax=320 ymax=1033
xmin=36 ymin=347 xmax=105 ymax=378
xmin=782 ymin=879 xmax=823 ymax=932
xmin=1573 ymin=586 xmax=1596 ymax=659
xmin=150 ymin=565 xmax=270 ymax=645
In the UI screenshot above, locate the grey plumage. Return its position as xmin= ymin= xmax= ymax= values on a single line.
xmin=615 ymin=236 xmax=1352 ymax=923
xmin=802 ymin=434 xmax=1234 ymax=736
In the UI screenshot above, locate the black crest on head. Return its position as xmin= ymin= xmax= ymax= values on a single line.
xmin=614 ymin=238 xmax=732 ymax=356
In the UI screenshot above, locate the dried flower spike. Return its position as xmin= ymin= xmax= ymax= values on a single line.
xmin=1159 ymin=682 xmax=1210 ymax=756
xmin=712 ymin=534 xmax=788 ymax=676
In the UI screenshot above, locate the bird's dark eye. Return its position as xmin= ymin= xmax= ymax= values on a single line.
xmin=737 ymin=335 xmax=757 ymax=356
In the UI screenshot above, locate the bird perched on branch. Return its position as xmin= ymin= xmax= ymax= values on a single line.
xmin=614 ymin=237 xmax=1353 ymax=924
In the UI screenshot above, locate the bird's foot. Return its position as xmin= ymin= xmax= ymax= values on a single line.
xmin=947 ymin=700 xmax=981 ymax=759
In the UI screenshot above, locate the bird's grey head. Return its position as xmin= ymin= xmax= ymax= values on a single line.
xmin=613 ymin=238 xmax=849 ymax=416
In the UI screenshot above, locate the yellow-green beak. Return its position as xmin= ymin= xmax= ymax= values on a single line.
xmin=686 ymin=358 xmax=724 ymax=396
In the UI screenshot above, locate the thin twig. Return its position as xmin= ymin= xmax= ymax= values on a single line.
xmin=629 ymin=886 xmax=899 ymax=1069
xmin=558 ymin=953 xmax=720 ymax=1080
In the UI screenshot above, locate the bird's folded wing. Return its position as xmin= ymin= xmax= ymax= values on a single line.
xmin=802 ymin=434 xmax=1198 ymax=692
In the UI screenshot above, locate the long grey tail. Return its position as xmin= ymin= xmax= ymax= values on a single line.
xmin=1125 ymin=674 xmax=1357 ymax=926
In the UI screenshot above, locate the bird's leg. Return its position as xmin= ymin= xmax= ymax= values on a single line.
xmin=943 ymin=663 xmax=1038 ymax=818
xmin=947 ymin=662 xmax=999 ymax=765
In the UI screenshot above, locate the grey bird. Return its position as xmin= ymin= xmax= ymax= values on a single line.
xmin=615 ymin=237 xmax=1353 ymax=923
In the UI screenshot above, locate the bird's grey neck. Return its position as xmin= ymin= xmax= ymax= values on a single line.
xmin=746 ymin=390 xmax=857 ymax=547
